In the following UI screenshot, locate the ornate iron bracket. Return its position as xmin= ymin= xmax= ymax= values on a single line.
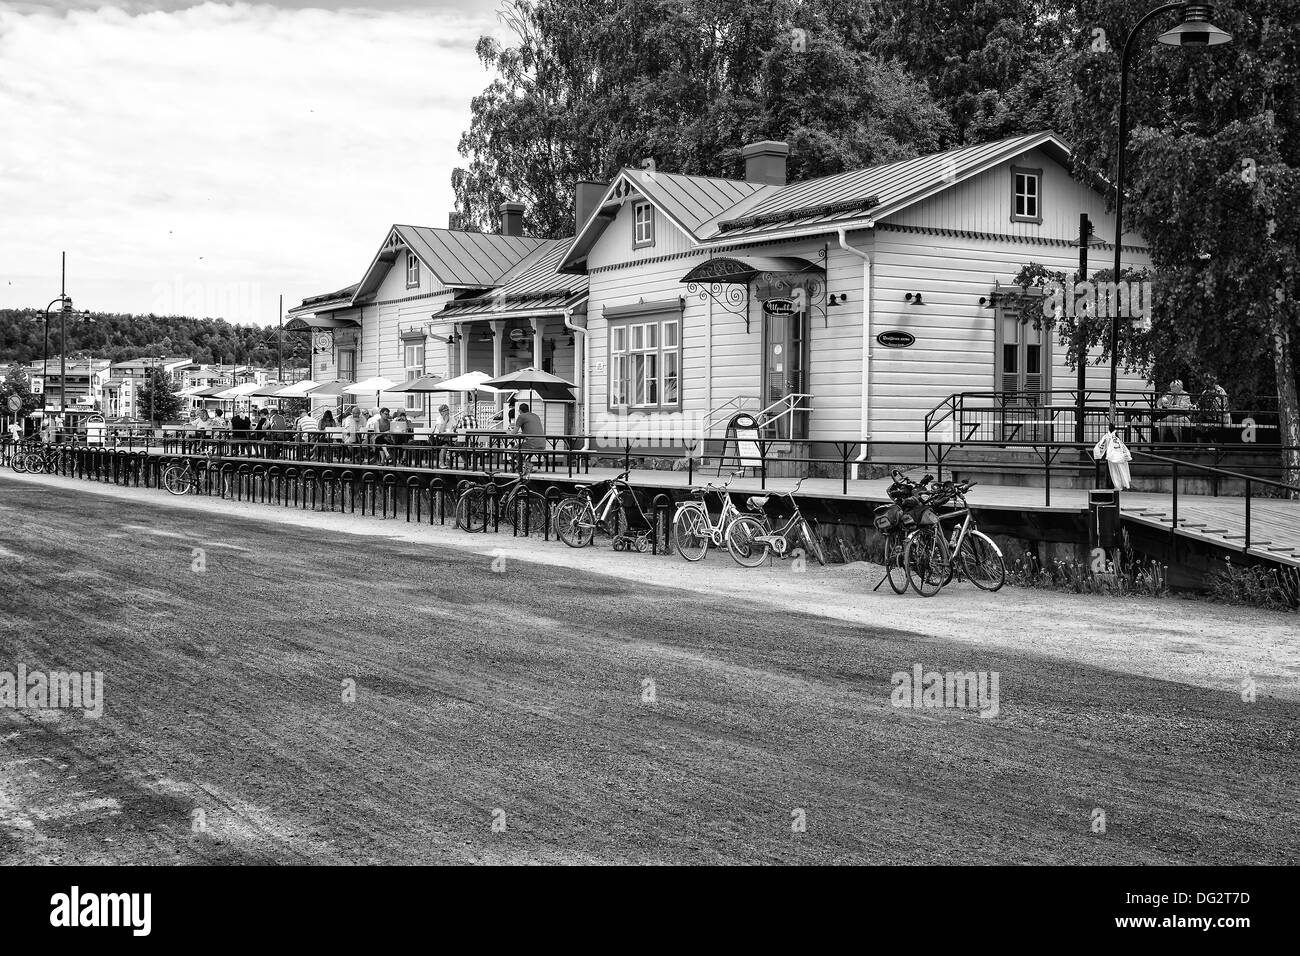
xmin=687 ymin=281 xmax=750 ymax=329
xmin=756 ymin=244 xmax=829 ymax=327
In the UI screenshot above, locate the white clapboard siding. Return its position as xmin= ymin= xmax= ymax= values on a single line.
xmin=888 ymin=147 xmax=1125 ymax=241
xmin=586 ymin=190 xmax=697 ymax=271
xmin=867 ymin=225 xmax=1151 ymax=443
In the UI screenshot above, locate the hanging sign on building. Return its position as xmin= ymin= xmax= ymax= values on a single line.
xmin=762 ymin=298 xmax=796 ymax=317
xmin=876 ymin=330 xmax=916 ymax=349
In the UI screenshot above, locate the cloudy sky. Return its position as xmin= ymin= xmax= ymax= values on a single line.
xmin=0 ymin=0 xmax=502 ymax=325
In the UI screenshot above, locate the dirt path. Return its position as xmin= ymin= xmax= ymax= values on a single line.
xmin=1 ymin=474 xmax=1296 ymax=864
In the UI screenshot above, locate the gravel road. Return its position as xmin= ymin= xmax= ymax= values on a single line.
xmin=1 ymin=474 xmax=1296 ymax=864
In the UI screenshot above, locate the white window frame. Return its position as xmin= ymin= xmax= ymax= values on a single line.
xmin=608 ymin=316 xmax=679 ymax=410
xmin=406 ymin=252 xmax=420 ymax=289
xmin=403 ymin=341 xmax=425 ymax=411
xmin=633 ymin=201 xmax=655 ymax=248
xmin=1011 ymin=166 xmax=1042 ymax=224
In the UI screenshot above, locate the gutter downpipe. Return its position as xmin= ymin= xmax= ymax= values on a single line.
xmin=563 ymin=306 xmax=590 ymax=450
xmin=838 ymin=224 xmax=874 ymax=479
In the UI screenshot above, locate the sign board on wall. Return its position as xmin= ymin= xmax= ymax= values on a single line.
xmin=762 ymin=298 xmax=796 ymax=317
xmin=875 ymin=330 xmax=916 ymax=348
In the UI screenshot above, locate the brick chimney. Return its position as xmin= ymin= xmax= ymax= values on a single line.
xmin=575 ymin=181 xmax=606 ymax=235
xmin=742 ymin=140 xmax=790 ymax=186
xmin=499 ymin=201 xmax=525 ymax=237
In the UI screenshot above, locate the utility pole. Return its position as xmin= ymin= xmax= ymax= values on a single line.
xmin=278 ymin=294 xmax=284 ymax=382
xmin=59 ymin=252 xmax=67 ymax=427
xmin=1075 ymin=214 xmax=1092 ymax=444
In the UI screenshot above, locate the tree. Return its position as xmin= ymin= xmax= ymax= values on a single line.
xmin=1061 ymin=0 xmax=1300 ymax=486
xmin=868 ymin=0 xmax=1077 ymax=146
xmin=451 ymin=0 xmax=951 ymax=236
xmin=0 ymin=364 xmax=40 ymax=436
xmin=137 ymin=367 xmax=183 ymax=425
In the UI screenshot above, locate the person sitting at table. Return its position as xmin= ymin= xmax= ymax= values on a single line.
xmin=431 ymin=404 xmax=455 ymax=466
xmin=509 ymin=402 xmax=546 ymax=475
xmin=340 ymin=407 xmax=361 ymax=450
xmin=267 ymin=407 xmax=288 ymax=458
xmin=231 ymin=407 xmax=250 ymax=455
xmin=1157 ymin=379 xmax=1192 ymax=443
xmin=372 ymin=408 xmax=394 ymax=463
xmin=1197 ymin=375 xmax=1231 ymax=439
xmin=295 ymin=407 xmax=320 ymax=460
xmin=390 ymin=411 xmax=412 ymax=457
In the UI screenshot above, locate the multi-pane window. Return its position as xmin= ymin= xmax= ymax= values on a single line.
xmin=609 ymin=317 xmax=679 ymax=409
xmin=633 ymin=201 xmax=654 ymax=247
xmin=337 ymin=349 xmax=356 ymax=383
xmin=403 ymin=341 xmax=425 ymax=410
xmin=1011 ymin=167 xmax=1042 ymax=223
xmin=406 ymin=252 xmax=420 ymax=288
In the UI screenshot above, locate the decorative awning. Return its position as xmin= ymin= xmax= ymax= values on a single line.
xmin=283 ymin=315 xmax=361 ymax=332
xmin=679 ymin=255 xmax=823 ymax=286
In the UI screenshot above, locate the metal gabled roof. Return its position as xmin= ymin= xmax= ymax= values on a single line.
xmin=559 ymin=169 xmax=769 ymax=273
xmin=439 ymin=240 xmax=588 ymax=318
xmin=350 ymin=225 xmax=551 ymax=304
xmin=712 ymin=131 xmax=1072 ymax=242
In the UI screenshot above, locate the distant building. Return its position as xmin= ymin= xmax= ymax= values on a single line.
xmin=31 ymin=358 xmax=111 ymax=414
xmin=104 ymin=356 xmax=191 ymax=419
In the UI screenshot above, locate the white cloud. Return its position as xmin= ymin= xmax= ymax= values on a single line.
xmin=0 ymin=0 xmax=502 ymax=324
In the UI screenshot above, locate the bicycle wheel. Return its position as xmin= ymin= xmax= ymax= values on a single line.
xmin=800 ymin=519 xmax=827 ymax=566
xmin=503 ymin=488 xmax=548 ymax=535
xmin=455 ymin=487 xmax=489 ymax=532
xmin=958 ymin=530 xmax=1006 ymax=592
xmin=884 ymin=532 xmax=909 ymax=594
xmin=554 ymin=498 xmax=595 ymax=548
xmin=726 ymin=515 xmax=771 ymax=568
xmin=904 ymin=526 xmax=949 ymax=597
xmin=161 ymin=464 xmax=191 ymax=496
xmin=11 ymin=451 xmax=28 ymax=474
xmin=673 ymin=507 xmax=709 ymax=561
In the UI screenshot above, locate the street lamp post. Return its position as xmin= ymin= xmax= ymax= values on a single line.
xmin=1107 ymin=3 xmax=1232 ymax=423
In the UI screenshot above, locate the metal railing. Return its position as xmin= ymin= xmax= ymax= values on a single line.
xmin=1131 ymin=448 xmax=1300 ymax=553
xmin=925 ymin=389 xmax=1283 ymax=447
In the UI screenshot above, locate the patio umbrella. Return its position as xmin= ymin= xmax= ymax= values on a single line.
xmin=482 ymin=367 xmax=577 ymax=433
xmin=343 ymin=376 xmax=398 ymax=409
xmin=429 ymin=371 xmax=506 ymax=427
xmin=213 ymin=383 xmax=262 ymax=400
xmin=276 ymin=379 xmax=322 ymax=398
xmin=481 ymin=367 xmax=577 ymax=398
xmin=387 ymin=374 xmax=446 ymax=393
xmin=249 ymin=382 xmax=295 ymax=398
xmin=430 ymin=370 xmax=508 ymax=393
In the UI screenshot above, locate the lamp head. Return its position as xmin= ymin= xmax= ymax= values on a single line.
xmin=1157 ymin=4 xmax=1232 ymax=46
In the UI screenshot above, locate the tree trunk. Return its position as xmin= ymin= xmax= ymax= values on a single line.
xmin=1269 ymin=314 xmax=1300 ymax=495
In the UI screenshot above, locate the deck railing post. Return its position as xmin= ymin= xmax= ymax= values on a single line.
xmin=1044 ymin=446 xmax=1051 ymax=507
xmin=1245 ymin=479 xmax=1252 ymax=551
xmin=1171 ymin=460 xmax=1179 ymax=537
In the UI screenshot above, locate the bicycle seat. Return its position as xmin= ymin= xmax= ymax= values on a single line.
xmin=747 ymin=495 xmax=769 ymax=509
xmin=573 ymin=484 xmax=588 ymax=492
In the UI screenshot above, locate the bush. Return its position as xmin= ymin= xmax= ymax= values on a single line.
xmin=1208 ymin=557 xmax=1300 ymax=611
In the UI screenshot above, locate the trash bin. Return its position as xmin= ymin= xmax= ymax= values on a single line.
xmin=1089 ymin=488 xmax=1121 ymax=549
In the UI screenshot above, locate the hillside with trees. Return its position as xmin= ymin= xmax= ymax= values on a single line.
xmin=0 ymin=309 xmax=308 ymax=369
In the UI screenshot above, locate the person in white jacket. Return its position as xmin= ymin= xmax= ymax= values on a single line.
xmin=1094 ymin=429 xmax=1133 ymax=490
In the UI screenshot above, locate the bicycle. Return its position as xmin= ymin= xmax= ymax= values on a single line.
xmin=902 ymin=479 xmax=1005 ymax=596
xmin=454 ymin=469 xmax=549 ymax=534
xmin=161 ymin=451 xmax=224 ymax=496
xmin=872 ymin=470 xmax=934 ymax=595
xmin=671 ymin=477 xmax=755 ymax=562
xmin=553 ymin=472 xmax=636 ymax=548
xmin=931 ymin=480 xmax=1005 ymax=592
xmin=724 ymin=478 xmax=827 ymax=568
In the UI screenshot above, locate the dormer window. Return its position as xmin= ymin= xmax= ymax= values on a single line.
xmin=633 ymin=201 xmax=655 ymax=248
xmin=406 ymin=252 xmax=420 ymax=288
xmin=1011 ymin=167 xmax=1042 ymax=224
